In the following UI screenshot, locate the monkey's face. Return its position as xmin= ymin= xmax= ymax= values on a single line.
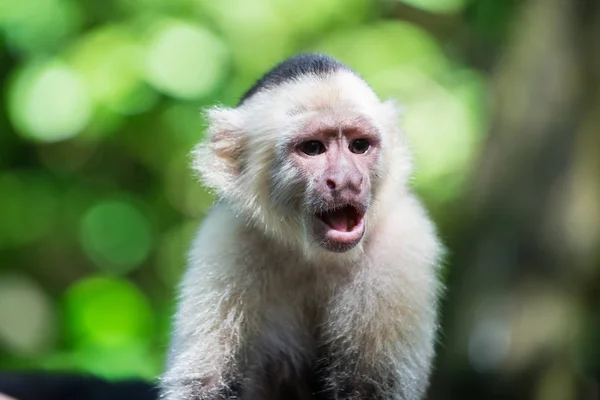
xmin=284 ymin=113 xmax=382 ymax=253
xmin=194 ymin=69 xmax=405 ymax=256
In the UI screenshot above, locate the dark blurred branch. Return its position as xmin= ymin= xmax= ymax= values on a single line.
xmin=430 ymin=0 xmax=600 ymax=398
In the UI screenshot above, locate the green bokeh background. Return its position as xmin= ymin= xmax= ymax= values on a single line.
xmin=1 ymin=0 xmax=599 ymax=398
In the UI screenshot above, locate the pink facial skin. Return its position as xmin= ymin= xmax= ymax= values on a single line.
xmin=290 ymin=113 xmax=381 ymax=252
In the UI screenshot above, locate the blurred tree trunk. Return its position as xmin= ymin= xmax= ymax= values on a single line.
xmin=429 ymin=0 xmax=600 ymax=399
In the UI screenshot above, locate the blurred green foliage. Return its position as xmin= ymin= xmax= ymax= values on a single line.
xmin=0 ymin=0 xmax=508 ymax=382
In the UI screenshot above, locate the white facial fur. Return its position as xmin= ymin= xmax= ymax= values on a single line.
xmin=192 ymin=70 xmax=413 ymax=261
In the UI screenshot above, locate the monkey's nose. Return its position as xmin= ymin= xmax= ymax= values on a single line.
xmin=324 ymin=175 xmax=364 ymax=198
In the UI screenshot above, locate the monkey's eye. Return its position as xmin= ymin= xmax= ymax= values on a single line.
xmin=299 ymin=140 xmax=326 ymax=156
xmin=349 ymin=139 xmax=370 ymax=154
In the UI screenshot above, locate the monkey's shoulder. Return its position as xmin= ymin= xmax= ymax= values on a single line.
xmin=186 ymin=203 xmax=279 ymax=274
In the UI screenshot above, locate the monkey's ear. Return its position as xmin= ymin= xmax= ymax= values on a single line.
xmin=192 ymin=106 xmax=246 ymax=193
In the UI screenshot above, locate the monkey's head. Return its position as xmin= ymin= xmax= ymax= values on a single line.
xmin=193 ymin=54 xmax=412 ymax=258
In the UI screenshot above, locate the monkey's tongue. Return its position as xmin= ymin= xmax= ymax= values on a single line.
xmin=320 ymin=206 xmax=360 ymax=232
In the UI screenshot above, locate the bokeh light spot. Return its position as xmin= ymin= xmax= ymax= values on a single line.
xmin=404 ymin=72 xmax=487 ymax=200
xmin=0 ymin=274 xmax=56 ymax=356
xmin=8 ymin=61 xmax=92 ymax=143
xmin=145 ymin=20 xmax=228 ymax=99
xmin=80 ymin=199 xmax=152 ymax=274
xmin=69 ymin=25 xmax=157 ymax=115
xmin=0 ymin=0 xmax=81 ymax=55
xmin=64 ymin=275 xmax=154 ymax=349
xmin=318 ymin=21 xmax=449 ymax=87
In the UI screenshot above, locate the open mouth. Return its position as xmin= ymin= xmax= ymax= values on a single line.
xmin=315 ymin=205 xmax=365 ymax=251
xmin=317 ymin=205 xmax=364 ymax=232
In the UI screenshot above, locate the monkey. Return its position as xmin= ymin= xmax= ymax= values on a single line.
xmin=159 ymin=53 xmax=443 ymax=400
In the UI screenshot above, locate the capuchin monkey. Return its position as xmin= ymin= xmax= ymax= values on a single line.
xmin=160 ymin=53 xmax=443 ymax=400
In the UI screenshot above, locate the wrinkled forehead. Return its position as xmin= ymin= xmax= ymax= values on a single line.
xmin=237 ymin=70 xmax=385 ymax=125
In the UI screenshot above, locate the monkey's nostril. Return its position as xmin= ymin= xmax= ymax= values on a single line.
xmin=326 ymin=179 xmax=336 ymax=190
